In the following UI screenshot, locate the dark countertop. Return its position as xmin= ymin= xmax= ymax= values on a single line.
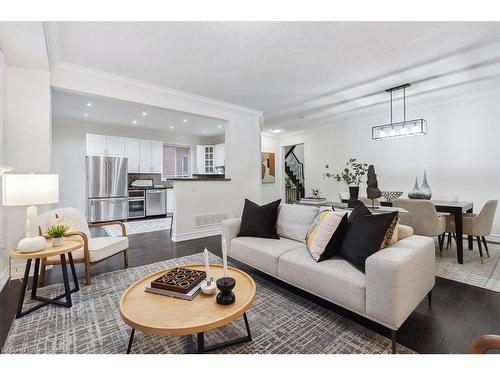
xmin=128 ymin=186 xmax=173 ymax=190
xmin=170 ymin=177 xmax=231 ymax=181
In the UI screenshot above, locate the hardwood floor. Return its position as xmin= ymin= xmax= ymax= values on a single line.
xmin=1 ymin=229 xmax=499 ymax=353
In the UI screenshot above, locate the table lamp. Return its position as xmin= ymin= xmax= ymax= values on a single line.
xmin=2 ymin=174 xmax=59 ymax=251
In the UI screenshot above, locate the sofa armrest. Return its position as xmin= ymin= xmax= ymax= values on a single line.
xmin=222 ymin=218 xmax=241 ymax=253
xmin=365 ymin=235 xmax=435 ymax=330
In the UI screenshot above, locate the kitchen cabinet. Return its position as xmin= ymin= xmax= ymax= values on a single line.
xmin=86 ymin=134 xmax=124 ymax=157
xmin=214 ymin=143 xmax=225 ymax=167
xmin=86 ymin=134 xmax=163 ymax=174
xmin=86 ymin=134 xmax=106 ymax=156
xmin=106 ymin=136 xmax=125 ymax=157
xmin=139 ymin=139 xmax=152 ymax=173
xmin=151 ymin=140 xmax=164 ymax=173
xmin=124 ymin=138 xmax=140 ymax=173
xmin=166 ymin=189 xmax=174 ymax=214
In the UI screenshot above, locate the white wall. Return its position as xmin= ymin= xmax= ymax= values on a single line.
xmin=52 ymin=118 xmax=219 ymax=215
xmin=278 ymin=88 xmax=500 ymax=236
xmin=0 ymin=51 xmax=6 ymax=288
xmin=261 ymin=133 xmax=283 ymax=203
xmin=2 ymin=66 xmax=51 ymax=250
xmin=51 ymin=63 xmax=263 ymax=241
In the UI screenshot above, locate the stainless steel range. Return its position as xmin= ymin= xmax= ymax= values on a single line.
xmin=129 ymin=179 xmax=167 ymax=217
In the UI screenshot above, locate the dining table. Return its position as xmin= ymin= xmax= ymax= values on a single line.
xmin=381 ymin=199 xmax=474 ymax=264
xmin=431 ymin=200 xmax=474 ymax=264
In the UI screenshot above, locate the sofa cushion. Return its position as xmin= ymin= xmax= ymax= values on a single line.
xmin=278 ymin=247 xmax=367 ymax=314
xmin=339 ymin=204 xmax=398 ymax=272
xmin=230 ymin=236 xmax=305 ymax=276
xmin=306 ymin=211 xmax=347 ymax=262
xmin=277 ymin=204 xmax=318 ymax=243
xmin=238 ymin=199 xmax=281 ymax=239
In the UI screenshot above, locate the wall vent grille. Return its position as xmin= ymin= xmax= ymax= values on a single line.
xmin=194 ymin=212 xmax=229 ymax=228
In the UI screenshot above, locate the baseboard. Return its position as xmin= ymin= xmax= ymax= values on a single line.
xmin=171 ymin=227 xmax=222 ymax=242
xmin=0 ymin=266 xmax=9 ymax=293
xmin=486 ymin=234 xmax=500 ymax=244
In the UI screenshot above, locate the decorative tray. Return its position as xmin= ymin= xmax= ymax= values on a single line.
xmin=150 ymin=267 xmax=206 ymax=294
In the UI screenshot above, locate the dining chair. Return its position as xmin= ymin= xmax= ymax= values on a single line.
xmin=445 ymin=199 xmax=497 ymax=263
xmin=430 ymin=195 xmax=459 ymax=249
xmin=392 ymin=199 xmax=447 ymax=253
xmin=37 ymin=207 xmax=129 ymax=285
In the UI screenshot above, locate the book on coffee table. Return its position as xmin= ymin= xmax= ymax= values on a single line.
xmin=145 ymin=281 xmax=203 ymax=301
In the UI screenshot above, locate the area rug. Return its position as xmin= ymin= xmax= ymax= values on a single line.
xmin=3 ymin=253 xmax=412 ymax=354
xmin=435 ymin=240 xmax=500 ymax=293
xmin=104 ymin=217 xmax=171 ymax=236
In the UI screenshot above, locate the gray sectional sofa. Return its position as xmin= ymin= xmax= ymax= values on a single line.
xmin=222 ymin=203 xmax=435 ymax=353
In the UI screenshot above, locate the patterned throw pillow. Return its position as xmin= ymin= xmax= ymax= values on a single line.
xmin=379 ymin=216 xmax=399 ymax=250
xmin=306 ymin=210 xmax=347 ymax=262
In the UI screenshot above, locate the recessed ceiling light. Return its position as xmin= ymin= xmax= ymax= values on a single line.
xmin=132 ymin=120 xmax=137 ymax=125
xmin=142 ymin=111 xmax=147 ymax=116
xmin=170 ymin=126 xmax=174 ymax=129
xmin=84 ymin=113 xmax=88 ymax=117
xmin=202 ymin=130 xmax=206 ymax=134
xmin=218 ymin=124 xmax=222 ymax=129
xmin=86 ymin=102 xmax=92 ymax=107
xmin=271 ymin=128 xmax=282 ymax=134
xmin=183 ymin=119 xmax=187 ymax=123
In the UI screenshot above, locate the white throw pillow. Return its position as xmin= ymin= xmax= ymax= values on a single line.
xmin=306 ymin=210 xmax=346 ymax=261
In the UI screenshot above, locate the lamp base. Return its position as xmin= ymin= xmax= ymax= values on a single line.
xmin=26 ymin=205 xmax=38 ymax=238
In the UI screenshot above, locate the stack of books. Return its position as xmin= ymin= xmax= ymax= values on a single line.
xmin=145 ymin=267 xmax=206 ymax=301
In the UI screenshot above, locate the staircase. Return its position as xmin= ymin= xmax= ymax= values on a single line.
xmin=284 ymin=146 xmax=305 ymax=203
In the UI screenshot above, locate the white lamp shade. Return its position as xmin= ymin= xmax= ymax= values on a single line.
xmin=2 ymin=174 xmax=59 ymax=206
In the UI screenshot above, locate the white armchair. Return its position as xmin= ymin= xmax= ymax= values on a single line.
xmin=37 ymin=207 xmax=128 ymax=285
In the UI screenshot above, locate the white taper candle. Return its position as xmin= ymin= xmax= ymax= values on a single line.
xmin=203 ymin=248 xmax=211 ymax=282
xmin=222 ymin=239 xmax=228 ymax=277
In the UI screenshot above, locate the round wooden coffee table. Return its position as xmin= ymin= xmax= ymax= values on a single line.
xmin=10 ymin=239 xmax=83 ymax=318
xmin=119 ymin=264 xmax=256 ymax=353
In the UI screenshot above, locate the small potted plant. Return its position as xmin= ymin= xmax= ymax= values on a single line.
xmin=47 ymin=224 xmax=69 ymax=247
xmin=324 ymin=158 xmax=369 ymax=207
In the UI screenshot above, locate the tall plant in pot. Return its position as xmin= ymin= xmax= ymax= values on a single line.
xmin=325 ymin=158 xmax=368 ymax=207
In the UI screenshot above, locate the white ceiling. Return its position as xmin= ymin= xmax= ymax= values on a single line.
xmin=52 ymin=89 xmax=226 ymax=137
xmin=50 ymin=22 xmax=500 ymax=130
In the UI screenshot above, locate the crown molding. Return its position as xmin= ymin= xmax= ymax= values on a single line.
xmin=51 ymin=61 xmax=263 ymax=118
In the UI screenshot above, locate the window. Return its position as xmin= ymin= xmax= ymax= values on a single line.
xmin=163 ymin=145 xmax=191 ymax=178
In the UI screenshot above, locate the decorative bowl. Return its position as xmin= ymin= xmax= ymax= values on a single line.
xmin=381 ymin=191 xmax=404 ymax=202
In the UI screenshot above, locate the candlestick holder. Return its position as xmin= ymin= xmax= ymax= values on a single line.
xmin=201 ymin=278 xmax=217 ymax=295
xmin=216 ymin=277 xmax=236 ymax=305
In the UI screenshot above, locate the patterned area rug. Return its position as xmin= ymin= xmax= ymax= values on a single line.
xmin=435 ymin=240 xmax=500 ymax=293
xmin=3 ymin=253 xmax=412 ymax=354
xmin=104 ymin=217 xmax=171 ymax=236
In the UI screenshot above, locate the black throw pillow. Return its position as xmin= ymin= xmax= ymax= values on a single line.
xmin=318 ymin=212 xmax=348 ymax=261
xmin=238 ymin=199 xmax=281 ymax=239
xmin=338 ymin=202 xmax=398 ymax=272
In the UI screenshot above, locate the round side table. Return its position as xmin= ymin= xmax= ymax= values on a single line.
xmin=10 ymin=239 xmax=83 ymax=319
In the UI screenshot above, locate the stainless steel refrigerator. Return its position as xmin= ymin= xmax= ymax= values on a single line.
xmin=86 ymin=155 xmax=128 ymax=222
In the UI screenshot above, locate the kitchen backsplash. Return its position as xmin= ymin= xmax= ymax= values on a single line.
xmin=128 ymin=173 xmax=173 ymax=188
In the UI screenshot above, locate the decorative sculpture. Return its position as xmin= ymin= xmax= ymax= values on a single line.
xmin=366 ymin=165 xmax=381 ymax=207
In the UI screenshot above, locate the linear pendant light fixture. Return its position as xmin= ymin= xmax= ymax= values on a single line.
xmin=372 ymin=83 xmax=427 ymax=140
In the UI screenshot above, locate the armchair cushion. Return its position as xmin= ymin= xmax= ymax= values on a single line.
xmin=47 ymin=236 xmax=128 ymax=263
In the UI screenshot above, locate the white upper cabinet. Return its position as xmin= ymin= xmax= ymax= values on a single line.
xmin=86 ymin=134 xmax=124 ymax=157
xmin=196 ymin=145 xmax=205 ymax=173
xmin=124 ymin=138 xmax=140 ymax=173
xmin=86 ymin=134 xmax=106 ymax=156
xmin=106 ymin=136 xmax=125 ymax=157
xmin=86 ymin=134 xmax=163 ymax=175
xmin=214 ymin=143 xmax=225 ymax=167
xmin=151 ymin=140 xmax=164 ymax=173
xmin=139 ymin=139 xmax=152 ymax=173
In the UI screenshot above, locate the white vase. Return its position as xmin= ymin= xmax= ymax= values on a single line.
xmin=52 ymin=237 xmax=64 ymax=247
xmin=420 ymin=170 xmax=432 ymax=199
